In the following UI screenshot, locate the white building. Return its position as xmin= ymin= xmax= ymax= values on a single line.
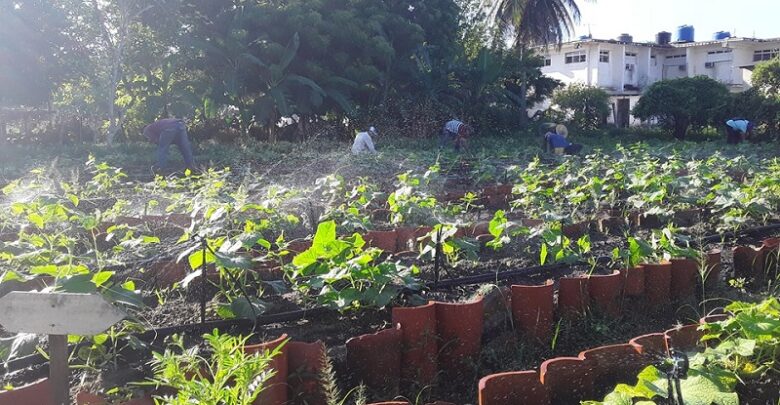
xmin=535 ymin=33 xmax=780 ymax=127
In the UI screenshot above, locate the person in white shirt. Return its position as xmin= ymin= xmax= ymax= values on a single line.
xmin=725 ymin=119 xmax=753 ymax=144
xmin=352 ymin=127 xmax=377 ymax=155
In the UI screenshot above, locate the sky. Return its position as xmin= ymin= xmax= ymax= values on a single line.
xmin=573 ymin=0 xmax=780 ymax=42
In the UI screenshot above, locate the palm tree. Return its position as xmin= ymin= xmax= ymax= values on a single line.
xmin=487 ymin=0 xmax=586 ymax=126
xmin=492 ymin=0 xmax=584 ymax=47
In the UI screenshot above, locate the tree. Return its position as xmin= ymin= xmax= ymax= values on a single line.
xmin=90 ymin=0 xmax=155 ymax=144
xmin=752 ymin=57 xmax=780 ymax=100
xmin=488 ymin=0 xmax=585 ymax=126
xmin=633 ymin=76 xmax=729 ymax=140
xmin=492 ymin=0 xmax=584 ymax=47
xmin=0 ymin=1 xmax=77 ymax=106
xmin=47 ymin=0 xmax=169 ymax=143
xmin=177 ymin=0 xmax=464 ymax=141
xmin=552 ymin=84 xmax=609 ymax=130
xmin=729 ymin=88 xmax=780 ymax=140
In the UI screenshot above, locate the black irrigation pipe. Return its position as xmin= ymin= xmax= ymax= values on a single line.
xmin=698 ymin=222 xmax=780 ymax=245
xmin=1 ymin=307 xmax=329 ymax=375
xmin=134 ymin=306 xmax=328 ymax=342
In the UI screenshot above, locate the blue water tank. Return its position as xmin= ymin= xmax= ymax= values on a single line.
xmin=714 ymin=31 xmax=731 ymax=40
xmin=677 ymin=25 xmax=695 ymax=42
xmin=579 ymin=35 xmax=592 ymax=40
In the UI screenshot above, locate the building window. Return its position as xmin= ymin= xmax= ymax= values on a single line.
xmin=667 ymin=54 xmax=687 ymax=60
xmin=625 ymin=52 xmax=638 ymax=57
xmin=565 ymin=51 xmax=586 ymax=64
xmin=599 ymin=51 xmax=609 ymax=63
xmin=707 ymin=49 xmax=732 ymax=55
xmin=544 ymin=57 xmax=552 ymax=66
xmin=754 ymin=49 xmax=779 ymax=62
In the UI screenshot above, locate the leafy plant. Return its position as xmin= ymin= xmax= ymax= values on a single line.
xmin=485 ymin=210 xmax=528 ymax=250
xmin=582 ymin=363 xmax=738 ymax=405
xmin=584 ymin=298 xmax=780 ymax=405
xmin=387 ymin=169 xmax=442 ymax=226
xmin=145 ymin=330 xmax=282 ymax=405
xmin=316 ymin=175 xmax=382 ymax=233
xmin=538 ymin=224 xmax=591 ymax=266
xmin=611 ymin=236 xmax=654 ymax=269
xmin=289 ymin=221 xmax=420 ymax=311
xmin=651 ymin=226 xmax=699 ymax=261
xmin=700 ymin=298 xmax=780 ymax=379
xmin=181 ymin=234 xmax=278 ymax=321
xmin=419 ymin=224 xmax=479 ymax=264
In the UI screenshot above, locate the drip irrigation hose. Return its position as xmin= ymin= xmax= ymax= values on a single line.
xmin=1 ymin=306 xmax=329 ymax=375
xmin=698 ymin=222 xmax=780 ymax=245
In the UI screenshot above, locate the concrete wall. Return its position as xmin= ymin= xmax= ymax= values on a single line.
xmin=541 ymin=46 xmax=592 ymax=86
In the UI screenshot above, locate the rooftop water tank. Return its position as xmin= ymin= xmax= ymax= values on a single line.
xmin=677 ymin=25 xmax=695 ymax=42
xmin=714 ymin=31 xmax=731 ymax=40
xmin=579 ymin=34 xmax=592 ymax=40
xmin=656 ymin=31 xmax=672 ymax=45
xmin=618 ymin=33 xmax=633 ymax=43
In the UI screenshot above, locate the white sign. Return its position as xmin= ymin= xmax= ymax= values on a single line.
xmin=0 ymin=292 xmax=126 ymax=335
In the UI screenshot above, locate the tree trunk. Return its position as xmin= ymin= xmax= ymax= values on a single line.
xmin=106 ymin=45 xmax=123 ymax=145
xmin=673 ymin=117 xmax=689 ymax=140
xmin=297 ymin=116 xmax=309 ymax=142
xmin=97 ymin=1 xmax=152 ymax=145
xmin=517 ymin=46 xmax=529 ymax=128
xmin=519 ymin=81 xmax=528 ymax=127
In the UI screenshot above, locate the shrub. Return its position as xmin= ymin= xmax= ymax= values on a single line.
xmin=752 ymin=57 xmax=780 ymax=100
xmin=729 ymin=88 xmax=780 ymax=141
xmin=633 ymin=76 xmax=729 ymax=140
xmin=552 ymin=84 xmax=610 ymax=130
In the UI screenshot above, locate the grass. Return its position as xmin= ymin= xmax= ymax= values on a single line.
xmin=2 ymin=127 xmax=775 ymax=185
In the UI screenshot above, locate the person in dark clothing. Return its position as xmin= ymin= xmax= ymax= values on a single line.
xmin=725 ymin=119 xmax=753 ymax=144
xmin=143 ymin=118 xmax=195 ymax=170
xmin=545 ymin=124 xmax=583 ymax=155
xmin=440 ymin=119 xmax=471 ymax=152
xmin=540 ymin=122 xmax=558 ymax=152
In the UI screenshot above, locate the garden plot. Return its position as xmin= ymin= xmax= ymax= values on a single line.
xmin=1 ymin=140 xmax=780 ymax=404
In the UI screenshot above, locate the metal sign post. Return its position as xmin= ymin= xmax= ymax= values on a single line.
xmin=0 ymin=292 xmax=126 ymax=405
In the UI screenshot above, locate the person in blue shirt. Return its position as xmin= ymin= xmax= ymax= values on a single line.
xmin=544 ymin=124 xmax=583 ymax=155
xmin=725 ymin=119 xmax=753 ymax=144
xmin=440 ymin=119 xmax=471 ymax=152
xmin=540 ymin=122 xmax=558 ymax=152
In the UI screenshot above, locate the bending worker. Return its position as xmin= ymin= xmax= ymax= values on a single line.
xmin=352 ymin=126 xmax=378 ymax=154
xmin=725 ymin=118 xmax=753 ymax=144
xmin=441 ymin=119 xmax=471 ymax=152
xmin=545 ymin=124 xmax=583 ymax=155
xmin=143 ymin=118 xmax=195 ymax=171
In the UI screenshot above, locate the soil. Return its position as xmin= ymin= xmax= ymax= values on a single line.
xmin=737 ymin=373 xmax=780 ymax=405
xmin=4 ymin=165 xmax=780 ymax=403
